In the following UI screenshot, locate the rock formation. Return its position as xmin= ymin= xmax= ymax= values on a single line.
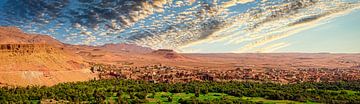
xmin=151 ymin=49 xmax=184 ymax=59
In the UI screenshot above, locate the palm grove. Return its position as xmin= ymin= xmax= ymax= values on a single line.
xmin=0 ymin=78 xmax=360 ymax=103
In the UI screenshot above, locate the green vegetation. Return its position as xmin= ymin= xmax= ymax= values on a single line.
xmin=0 ymin=79 xmax=359 ymax=103
xmin=145 ymin=92 xmax=307 ymax=104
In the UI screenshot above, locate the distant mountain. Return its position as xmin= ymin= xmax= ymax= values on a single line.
xmin=0 ymin=27 xmax=63 ymax=47
xmin=99 ymin=43 xmax=154 ymax=53
xmin=151 ymin=49 xmax=185 ymax=59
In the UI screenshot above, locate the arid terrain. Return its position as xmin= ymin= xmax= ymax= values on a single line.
xmin=0 ymin=26 xmax=360 ymax=86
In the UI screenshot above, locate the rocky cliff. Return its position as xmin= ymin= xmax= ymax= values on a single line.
xmin=0 ymin=44 xmax=55 ymax=55
xmin=0 ymin=43 xmax=87 ymax=71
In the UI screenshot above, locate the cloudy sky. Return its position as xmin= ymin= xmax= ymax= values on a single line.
xmin=0 ymin=0 xmax=359 ymax=53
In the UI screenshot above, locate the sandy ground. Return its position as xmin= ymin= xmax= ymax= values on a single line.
xmin=0 ymin=69 xmax=96 ymax=86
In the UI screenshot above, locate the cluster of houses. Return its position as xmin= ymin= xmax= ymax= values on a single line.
xmin=92 ymin=64 xmax=360 ymax=83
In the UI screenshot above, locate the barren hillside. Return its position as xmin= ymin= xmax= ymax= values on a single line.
xmin=0 ymin=27 xmax=94 ymax=86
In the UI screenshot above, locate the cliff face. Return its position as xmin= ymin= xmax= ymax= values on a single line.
xmin=0 ymin=27 xmax=85 ymax=71
xmin=0 ymin=44 xmax=56 ymax=55
xmin=0 ymin=43 xmax=86 ymax=71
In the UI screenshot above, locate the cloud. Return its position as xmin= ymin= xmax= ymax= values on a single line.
xmin=253 ymin=42 xmax=291 ymax=53
xmin=180 ymin=0 xmax=360 ymax=52
xmin=222 ymin=0 xmax=255 ymax=8
xmin=0 ymin=0 xmax=359 ymax=52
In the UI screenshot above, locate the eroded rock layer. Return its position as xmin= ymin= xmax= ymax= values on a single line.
xmin=0 ymin=44 xmax=55 ymax=55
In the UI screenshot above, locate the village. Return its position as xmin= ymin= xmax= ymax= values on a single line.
xmin=92 ymin=64 xmax=360 ymax=83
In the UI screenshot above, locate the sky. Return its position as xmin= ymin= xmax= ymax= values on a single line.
xmin=181 ymin=9 xmax=360 ymax=53
xmin=275 ymin=9 xmax=360 ymax=53
xmin=0 ymin=0 xmax=359 ymax=53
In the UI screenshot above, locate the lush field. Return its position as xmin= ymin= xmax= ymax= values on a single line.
xmin=0 ymin=79 xmax=360 ymax=103
xmin=100 ymin=92 xmax=313 ymax=104
xmin=146 ymin=92 xmax=310 ymax=104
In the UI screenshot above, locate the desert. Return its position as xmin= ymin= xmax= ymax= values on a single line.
xmin=1 ymin=0 xmax=360 ymax=103
xmin=0 ymin=27 xmax=359 ymax=86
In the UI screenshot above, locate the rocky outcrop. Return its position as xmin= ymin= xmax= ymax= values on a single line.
xmin=152 ymin=49 xmax=184 ymax=59
xmin=0 ymin=44 xmax=57 ymax=55
xmin=0 ymin=43 xmax=87 ymax=71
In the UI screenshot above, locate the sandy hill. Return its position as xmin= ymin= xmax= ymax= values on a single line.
xmin=0 ymin=27 xmax=94 ymax=86
xmin=0 ymin=27 xmax=63 ymax=46
xmin=100 ymin=43 xmax=154 ymax=53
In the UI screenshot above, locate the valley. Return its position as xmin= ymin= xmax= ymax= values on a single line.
xmin=0 ymin=27 xmax=360 ymax=86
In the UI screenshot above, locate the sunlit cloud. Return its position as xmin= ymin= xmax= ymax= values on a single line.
xmin=253 ymin=42 xmax=291 ymax=53
xmin=221 ymin=0 xmax=255 ymax=8
xmin=180 ymin=0 xmax=360 ymax=52
xmin=0 ymin=0 xmax=359 ymax=52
